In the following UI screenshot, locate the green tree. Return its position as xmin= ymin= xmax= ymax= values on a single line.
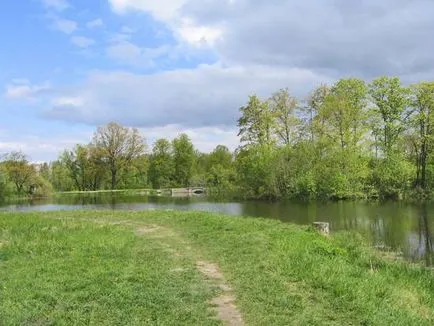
xmin=268 ymin=88 xmax=300 ymax=145
xmin=149 ymin=138 xmax=174 ymax=189
xmin=172 ymin=134 xmax=195 ymax=187
xmin=92 ymin=122 xmax=146 ymax=190
xmin=2 ymin=152 xmax=36 ymax=195
xmin=317 ymin=78 xmax=368 ymax=151
xmin=305 ymin=84 xmax=330 ymax=142
xmin=207 ymin=145 xmax=233 ymax=169
xmin=121 ymin=155 xmax=149 ymax=189
xmin=369 ymin=76 xmax=410 ymax=155
xmin=238 ymin=95 xmax=275 ymax=146
xmin=409 ymin=81 xmax=434 ymax=189
xmin=49 ymin=160 xmax=75 ymax=192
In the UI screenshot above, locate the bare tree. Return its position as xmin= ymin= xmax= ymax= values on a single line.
xmin=92 ymin=122 xmax=146 ymax=189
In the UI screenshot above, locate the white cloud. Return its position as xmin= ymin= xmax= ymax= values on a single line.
xmin=108 ymin=33 xmax=132 ymax=43
xmin=11 ymin=78 xmax=30 ymax=85
xmin=120 ymin=26 xmax=134 ymax=34
xmin=41 ymin=0 xmax=70 ymax=11
xmin=52 ymin=18 xmax=77 ymax=34
xmin=51 ymin=96 xmax=85 ymax=107
xmin=108 ymin=0 xmax=224 ymax=46
xmin=71 ymin=36 xmax=95 ymax=48
xmin=5 ymin=81 xmax=51 ymax=100
xmin=0 ymin=134 xmax=91 ymax=162
xmin=86 ymin=18 xmax=104 ymax=29
xmin=44 ymin=63 xmax=330 ymax=128
xmin=106 ymin=41 xmax=169 ymax=67
xmin=109 ymin=0 xmax=186 ymax=21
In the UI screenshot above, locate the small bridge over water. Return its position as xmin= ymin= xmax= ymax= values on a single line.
xmin=155 ymin=187 xmax=206 ymax=197
xmin=171 ymin=187 xmax=206 ymax=196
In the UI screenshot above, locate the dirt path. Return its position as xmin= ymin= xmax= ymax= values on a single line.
xmin=197 ymin=261 xmax=244 ymax=326
xmin=134 ymin=223 xmax=245 ymax=326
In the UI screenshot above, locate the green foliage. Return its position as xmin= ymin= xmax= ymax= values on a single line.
xmin=370 ymin=154 xmax=415 ymax=199
xmin=149 ymin=138 xmax=174 ymax=189
xmin=238 ymin=95 xmax=276 ymax=146
xmin=172 ymin=134 xmax=195 ymax=187
xmin=369 ymin=76 xmax=410 ymax=155
xmin=6 ymin=76 xmax=434 ymax=201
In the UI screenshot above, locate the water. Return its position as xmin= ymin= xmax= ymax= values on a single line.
xmin=1 ymin=194 xmax=433 ymax=266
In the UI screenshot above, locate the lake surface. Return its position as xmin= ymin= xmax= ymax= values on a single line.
xmin=1 ymin=194 xmax=433 ymax=266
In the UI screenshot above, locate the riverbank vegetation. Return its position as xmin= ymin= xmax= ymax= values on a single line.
xmin=1 ymin=210 xmax=433 ymax=325
xmin=2 ymin=76 xmax=434 ymax=201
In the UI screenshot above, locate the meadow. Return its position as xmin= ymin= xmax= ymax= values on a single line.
xmin=1 ymin=210 xmax=433 ymax=325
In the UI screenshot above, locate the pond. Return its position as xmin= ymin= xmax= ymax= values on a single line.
xmin=1 ymin=194 xmax=433 ymax=266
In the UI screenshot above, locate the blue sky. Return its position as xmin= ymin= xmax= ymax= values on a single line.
xmin=1 ymin=0 xmax=433 ymax=161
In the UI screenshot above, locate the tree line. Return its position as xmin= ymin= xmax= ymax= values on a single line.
xmin=1 ymin=76 xmax=434 ymax=200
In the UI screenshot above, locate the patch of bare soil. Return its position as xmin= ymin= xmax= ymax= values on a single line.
xmin=134 ymin=225 xmax=161 ymax=235
xmin=197 ymin=261 xmax=244 ymax=326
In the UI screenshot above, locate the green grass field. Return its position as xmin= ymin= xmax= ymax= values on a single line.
xmin=1 ymin=210 xmax=433 ymax=325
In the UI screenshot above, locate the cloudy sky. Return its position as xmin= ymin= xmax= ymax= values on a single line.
xmin=1 ymin=0 xmax=433 ymax=161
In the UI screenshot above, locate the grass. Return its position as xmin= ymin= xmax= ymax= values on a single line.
xmin=1 ymin=210 xmax=434 ymax=325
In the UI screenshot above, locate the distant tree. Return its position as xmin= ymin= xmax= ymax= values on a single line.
xmin=172 ymin=134 xmax=195 ymax=187
xmin=2 ymin=152 xmax=36 ymax=195
xmin=304 ymin=84 xmax=330 ymax=142
xmin=238 ymin=95 xmax=275 ymax=146
xmin=207 ymin=145 xmax=233 ymax=169
xmin=409 ymin=81 xmax=434 ymax=189
xmin=149 ymin=138 xmax=174 ymax=189
xmin=49 ymin=160 xmax=75 ymax=192
xmin=121 ymin=154 xmax=149 ymax=189
xmin=318 ymin=78 xmax=369 ymax=150
xmin=369 ymin=76 xmax=411 ymax=155
xmin=268 ymin=88 xmax=300 ymax=145
xmin=61 ymin=145 xmax=90 ymax=191
xmin=92 ymin=122 xmax=146 ymax=190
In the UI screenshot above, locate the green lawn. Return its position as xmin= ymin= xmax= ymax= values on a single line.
xmin=1 ymin=210 xmax=433 ymax=325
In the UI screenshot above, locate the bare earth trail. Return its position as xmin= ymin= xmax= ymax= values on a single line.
xmin=131 ymin=221 xmax=245 ymax=326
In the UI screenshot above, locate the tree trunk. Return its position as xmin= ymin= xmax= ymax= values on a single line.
xmin=111 ymin=170 xmax=116 ymax=190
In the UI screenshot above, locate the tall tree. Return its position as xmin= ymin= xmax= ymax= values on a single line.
xmin=318 ymin=78 xmax=368 ymax=150
xmin=92 ymin=122 xmax=146 ymax=190
xmin=238 ymin=95 xmax=275 ymax=146
xmin=305 ymin=84 xmax=330 ymax=142
xmin=149 ymin=138 xmax=174 ymax=189
xmin=268 ymin=88 xmax=300 ymax=145
xmin=61 ymin=145 xmax=90 ymax=191
xmin=410 ymin=81 xmax=434 ymax=189
xmin=207 ymin=145 xmax=233 ymax=169
xmin=369 ymin=76 xmax=410 ymax=155
xmin=2 ymin=152 xmax=36 ymax=194
xmin=172 ymin=134 xmax=195 ymax=187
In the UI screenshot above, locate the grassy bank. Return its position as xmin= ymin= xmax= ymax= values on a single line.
xmin=1 ymin=211 xmax=433 ymax=325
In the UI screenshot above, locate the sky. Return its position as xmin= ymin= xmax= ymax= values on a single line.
xmin=1 ymin=0 xmax=434 ymax=162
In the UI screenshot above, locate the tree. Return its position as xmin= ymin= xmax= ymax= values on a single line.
xmin=305 ymin=84 xmax=330 ymax=142
xmin=172 ymin=134 xmax=195 ymax=187
xmin=238 ymin=95 xmax=275 ymax=146
xmin=61 ymin=145 xmax=91 ymax=191
xmin=409 ymin=82 xmax=434 ymax=189
xmin=207 ymin=145 xmax=233 ymax=169
xmin=268 ymin=88 xmax=300 ymax=145
xmin=2 ymin=152 xmax=36 ymax=195
xmin=318 ymin=78 xmax=369 ymax=151
xmin=49 ymin=160 xmax=75 ymax=192
xmin=369 ymin=76 xmax=410 ymax=155
xmin=149 ymin=138 xmax=174 ymax=189
xmin=92 ymin=122 xmax=146 ymax=190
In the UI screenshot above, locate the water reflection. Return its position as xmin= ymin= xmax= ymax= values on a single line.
xmin=1 ymin=195 xmax=433 ymax=266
